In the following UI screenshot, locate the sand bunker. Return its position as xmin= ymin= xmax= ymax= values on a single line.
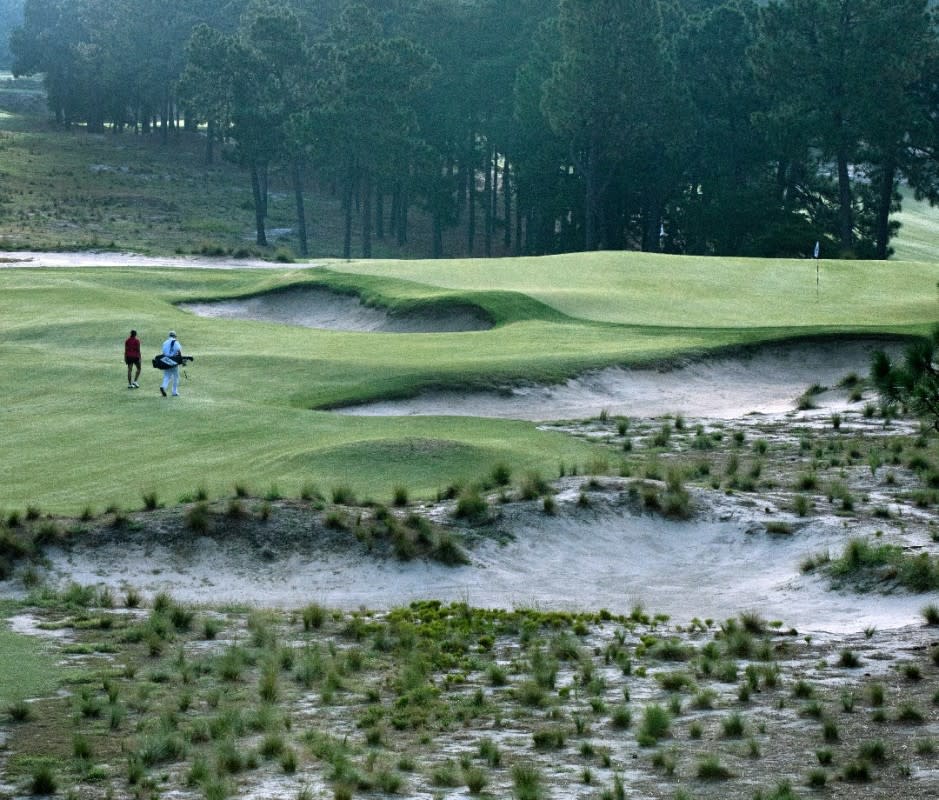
xmin=181 ymin=287 xmax=492 ymax=333
xmin=340 ymin=338 xmax=903 ymax=420
xmin=38 ymin=488 xmax=923 ymax=634
xmin=0 ymin=250 xmax=301 ymax=269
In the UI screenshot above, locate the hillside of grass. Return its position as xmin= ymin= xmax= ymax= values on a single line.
xmin=893 ymin=188 xmax=939 ymax=263
xmin=0 ymin=108 xmax=502 ymax=261
xmin=2 ymin=253 xmax=939 ymax=515
xmin=1 ymin=104 xmax=938 ymax=264
xmin=331 ymin=251 xmax=939 ymax=328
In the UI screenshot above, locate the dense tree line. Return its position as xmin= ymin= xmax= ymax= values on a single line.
xmin=0 ymin=0 xmax=23 ymax=67
xmin=10 ymin=0 xmax=939 ymax=259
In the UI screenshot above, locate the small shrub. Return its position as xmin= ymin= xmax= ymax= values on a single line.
xmin=7 ymin=699 xmax=32 ymax=722
xmin=185 ymin=502 xmax=210 ymax=534
xmin=511 ymin=762 xmax=544 ymax=800
xmin=697 ymin=754 xmax=733 ymax=780
xmin=858 ymin=740 xmax=886 ymax=763
xmin=897 ymin=702 xmax=925 ymax=723
xmin=721 ymin=712 xmax=746 ymax=738
xmin=838 ymin=649 xmax=861 ymax=668
xmin=923 ymin=603 xmax=939 ymax=625
xmin=609 ymin=704 xmax=631 ymax=729
xmin=331 ymin=485 xmax=356 ymax=505
xmin=464 ymin=765 xmax=487 ymax=794
xmin=637 ymin=704 xmax=670 ymax=746
xmin=302 ymin=603 xmax=326 ymax=631
xmin=807 ymin=769 xmax=827 ymax=788
xmin=141 ymin=491 xmax=160 ymax=510
xmin=29 ymin=763 xmax=57 ymax=795
xmin=454 ymin=488 xmax=489 ymax=523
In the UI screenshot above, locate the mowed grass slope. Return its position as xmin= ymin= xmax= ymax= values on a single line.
xmin=2 ymin=252 xmax=939 ymax=514
xmin=331 ymin=251 xmax=939 ymax=328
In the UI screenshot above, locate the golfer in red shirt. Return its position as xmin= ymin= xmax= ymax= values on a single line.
xmin=124 ymin=329 xmax=141 ymax=388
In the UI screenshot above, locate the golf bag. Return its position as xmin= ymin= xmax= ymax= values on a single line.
xmin=152 ymin=353 xmax=194 ymax=370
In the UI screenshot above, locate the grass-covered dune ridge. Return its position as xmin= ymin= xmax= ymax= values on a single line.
xmin=333 ymin=250 xmax=939 ymax=329
xmin=2 ymin=251 xmax=939 ymax=514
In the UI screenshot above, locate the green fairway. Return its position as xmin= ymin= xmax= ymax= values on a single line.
xmin=2 ymin=253 xmax=939 ymax=514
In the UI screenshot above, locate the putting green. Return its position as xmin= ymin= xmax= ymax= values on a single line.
xmin=330 ymin=251 xmax=939 ymax=328
xmin=2 ymin=252 xmax=938 ymax=514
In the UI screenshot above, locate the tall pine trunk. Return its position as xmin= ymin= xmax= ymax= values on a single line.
xmin=395 ymin=182 xmax=408 ymax=245
xmin=292 ymin=158 xmax=309 ymax=257
xmin=583 ymin=136 xmax=600 ymax=251
xmin=205 ymin=119 xmax=215 ymax=166
xmin=484 ymin=145 xmax=493 ymax=257
xmin=875 ymin=155 xmax=897 ymax=260
xmin=836 ymin=143 xmax=853 ymax=254
xmin=250 ymin=164 xmax=268 ymax=247
xmin=467 ymin=157 xmax=476 ymax=255
xmin=343 ymin=174 xmax=354 ymax=260
xmin=375 ymin=189 xmax=384 ymax=240
xmin=503 ymin=158 xmax=512 ymax=250
xmin=361 ymin=170 xmax=372 ymax=258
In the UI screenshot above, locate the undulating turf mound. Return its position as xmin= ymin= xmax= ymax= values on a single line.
xmin=180 ymin=285 xmax=492 ymax=333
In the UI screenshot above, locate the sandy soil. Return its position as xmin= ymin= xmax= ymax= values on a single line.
xmin=35 ymin=482 xmax=928 ymax=636
xmin=0 ymin=251 xmax=312 ymax=270
xmin=181 ymin=287 xmax=492 ymax=333
xmin=340 ymin=338 xmax=904 ymax=420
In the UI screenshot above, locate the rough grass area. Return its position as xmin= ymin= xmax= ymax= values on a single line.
xmin=0 ymin=109 xmax=505 ymax=260
xmin=1 ymin=595 xmax=937 ymax=800
xmin=0 ymin=604 xmax=62 ymax=708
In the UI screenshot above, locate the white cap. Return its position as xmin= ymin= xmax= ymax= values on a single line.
xmin=168 ymin=331 xmax=176 ymax=338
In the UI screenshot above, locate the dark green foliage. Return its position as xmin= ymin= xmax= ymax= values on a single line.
xmin=873 ymin=329 xmax=939 ymax=432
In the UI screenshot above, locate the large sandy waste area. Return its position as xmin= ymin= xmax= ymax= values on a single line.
xmin=3 ymin=256 xmax=932 ymax=636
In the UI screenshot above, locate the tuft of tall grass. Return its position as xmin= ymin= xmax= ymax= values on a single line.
xmin=637 ymin=704 xmax=670 ymax=746
xmin=511 ymin=762 xmax=545 ymax=800
xmin=454 ymin=488 xmax=489 ymax=523
xmin=697 ymin=754 xmax=733 ymax=780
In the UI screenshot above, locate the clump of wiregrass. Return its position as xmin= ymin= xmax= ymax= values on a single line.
xmin=511 ymin=761 xmax=545 ymax=800
xmin=185 ymin=501 xmax=211 ymax=534
xmin=518 ymin=471 xmax=551 ymax=500
xmin=827 ymin=538 xmax=939 ymax=591
xmin=923 ymin=603 xmax=939 ymax=625
xmin=141 ymin=490 xmax=161 ymax=511
xmin=696 ymin=753 xmax=734 ymax=780
xmin=29 ymin=762 xmax=57 ymax=795
xmin=636 ymin=703 xmax=670 ymax=746
xmin=661 ymin=468 xmax=692 ymax=519
xmin=391 ymin=485 xmax=409 ymax=507
xmin=7 ymin=698 xmax=32 ymax=722
xmin=330 ymin=485 xmax=356 ymax=505
xmin=453 ymin=487 xmax=490 ymax=524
